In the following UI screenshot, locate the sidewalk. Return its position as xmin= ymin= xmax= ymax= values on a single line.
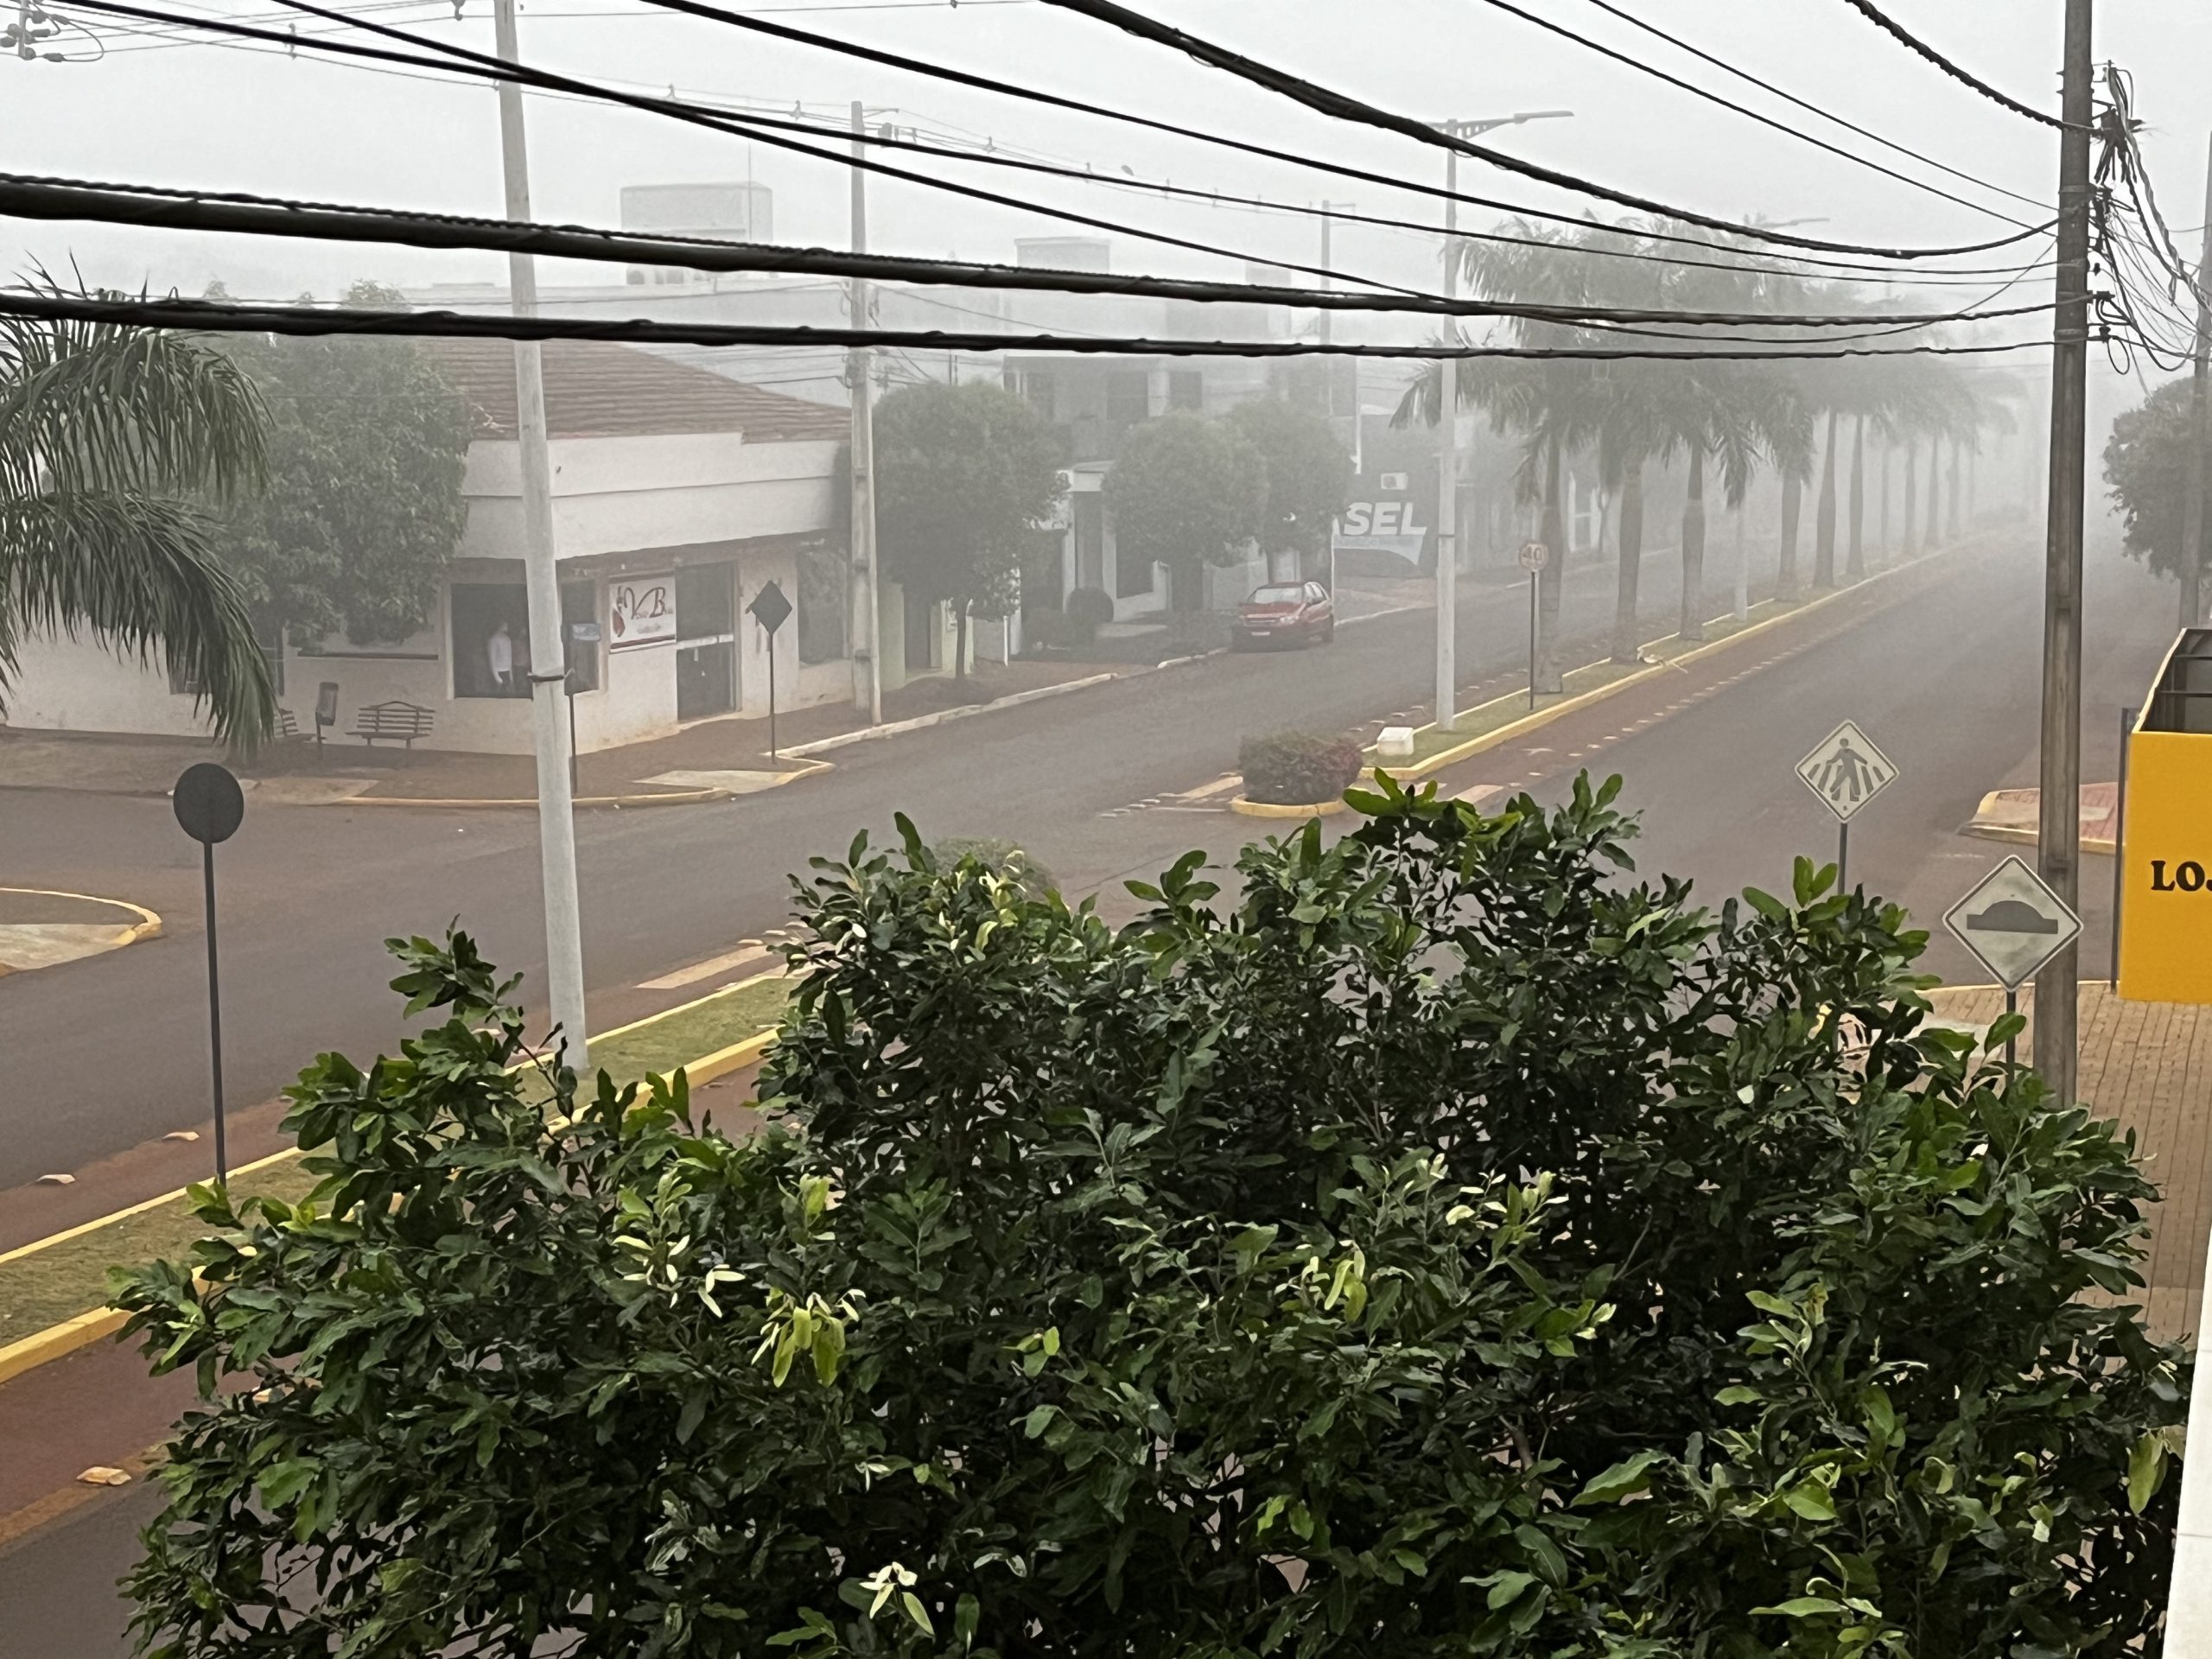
xmin=0 ymin=656 xmax=1137 ymax=807
xmin=1926 ymin=982 xmax=2212 ymax=1339
xmin=1965 ymin=782 xmax=2120 ymax=855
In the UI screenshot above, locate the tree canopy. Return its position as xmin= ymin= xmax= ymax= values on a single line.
xmin=1223 ymin=398 xmax=1353 ymax=561
xmin=2104 ymin=376 xmax=2209 ymax=586
xmin=211 ymin=283 xmax=470 ymax=646
xmin=0 ymin=285 xmax=275 ymax=743
xmin=115 ymin=779 xmax=2183 ymax=1659
xmin=1105 ymin=410 xmax=1265 ymax=608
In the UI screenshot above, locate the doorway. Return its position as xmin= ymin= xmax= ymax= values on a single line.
xmin=676 ymin=563 xmax=736 ymax=720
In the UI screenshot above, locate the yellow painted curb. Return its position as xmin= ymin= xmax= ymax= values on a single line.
xmin=1230 ymin=796 xmax=1353 ymax=819
xmin=682 ymin=1027 xmax=779 ymax=1090
xmin=331 ymin=756 xmax=836 ymax=810
xmin=0 ymin=887 xmax=163 ymax=950
xmin=1376 ymin=543 xmax=1955 ymax=784
xmin=0 ymin=1306 xmax=128 ymax=1387
xmin=585 ymin=968 xmax=789 ymax=1049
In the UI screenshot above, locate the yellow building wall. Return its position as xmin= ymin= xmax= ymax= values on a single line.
xmin=2119 ymin=728 xmax=2212 ymax=1004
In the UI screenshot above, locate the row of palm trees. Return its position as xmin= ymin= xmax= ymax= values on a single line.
xmin=1398 ymin=219 xmax=2016 ymax=691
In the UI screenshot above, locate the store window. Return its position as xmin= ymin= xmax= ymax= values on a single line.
xmin=453 ymin=581 xmax=597 ymax=698
xmin=797 ymin=540 xmax=849 ymax=665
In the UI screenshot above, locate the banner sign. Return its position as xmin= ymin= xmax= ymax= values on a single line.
xmin=1333 ymin=478 xmax=1431 ymax=567
xmin=610 ymin=575 xmax=677 ymax=650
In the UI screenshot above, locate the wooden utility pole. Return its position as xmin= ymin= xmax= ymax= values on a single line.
xmin=2032 ymin=0 xmax=2095 ymax=1102
xmin=2181 ymin=132 xmax=2212 ymax=633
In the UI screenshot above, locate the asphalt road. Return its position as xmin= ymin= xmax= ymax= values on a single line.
xmin=0 ymin=530 xmax=2185 ymax=1656
xmin=0 ymin=532 xmax=1757 ymax=1195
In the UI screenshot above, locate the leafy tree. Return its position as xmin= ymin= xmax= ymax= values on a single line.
xmin=2104 ymin=376 xmax=2209 ymax=613
xmin=0 ymin=282 xmax=273 ymax=743
xmin=1222 ymin=397 xmax=1353 ymax=570
xmin=1104 ymin=410 xmax=1264 ymax=610
xmin=876 ymin=382 xmax=1065 ymax=677
xmin=115 ymin=783 xmax=2184 ymax=1659
xmin=211 ymin=283 xmax=469 ymax=648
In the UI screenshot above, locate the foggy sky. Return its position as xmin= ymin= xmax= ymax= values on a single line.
xmin=13 ymin=0 xmax=2210 ymax=382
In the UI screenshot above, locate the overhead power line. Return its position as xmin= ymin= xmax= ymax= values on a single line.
xmin=1023 ymin=0 xmax=2053 ymax=258
xmin=1465 ymin=0 xmax=2037 ymax=227
xmin=1568 ymin=0 xmax=2050 ymax=213
xmin=0 ymin=288 xmax=2067 ymax=364
xmin=626 ymin=0 xmax=2052 ymax=279
xmin=1833 ymin=0 xmax=2084 ymax=133
xmin=0 ymin=171 xmax=2066 ymax=332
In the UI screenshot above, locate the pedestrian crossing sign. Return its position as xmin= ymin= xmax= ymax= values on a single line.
xmin=1796 ymin=720 xmax=1896 ymax=823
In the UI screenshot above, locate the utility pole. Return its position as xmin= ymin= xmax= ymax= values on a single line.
xmin=2032 ymin=0 xmax=2094 ymax=1103
xmin=849 ymin=102 xmax=882 ymax=724
xmin=491 ymin=0 xmax=588 ymax=1071
xmin=1423 ymin=111 xmax=1571 ymax=727
xmin=2180 ymin=132 xmax=2212 ymax=633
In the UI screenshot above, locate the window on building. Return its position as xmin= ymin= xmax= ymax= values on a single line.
xmin=797 ymin=539 xmax=849 ymax=665
xmin=453 ymin=581 xmax=596 ymax=698
xmin=1167 ymin=371 xmax=1204 ymax=412
xmin=1105 ymin=370 xmax=1150 ymax=425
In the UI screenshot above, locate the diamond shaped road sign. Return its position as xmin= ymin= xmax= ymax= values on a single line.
xmin=1943 ymin=855 xmax=2082 ymax=990
xmin=1796 ymin=719 xmax=1897 ymax=824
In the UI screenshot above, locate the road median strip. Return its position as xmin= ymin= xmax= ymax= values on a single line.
xmin=1365 ymin=541 xmax=1966 ymax=784
xmin=0 ymin=968 xmax=794 ymax=1381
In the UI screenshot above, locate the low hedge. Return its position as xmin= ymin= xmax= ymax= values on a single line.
xmin=1238 ymin=730 xmax=1363 ymax=806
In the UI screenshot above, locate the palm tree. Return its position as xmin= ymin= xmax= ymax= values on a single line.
xmin=0 ymin=296 xmax=274 ymax=745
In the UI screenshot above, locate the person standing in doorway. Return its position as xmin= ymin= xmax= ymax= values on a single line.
xmin=487 ymin=619 xmax=515 ymax=694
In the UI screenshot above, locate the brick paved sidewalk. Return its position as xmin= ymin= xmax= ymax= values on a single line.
xmin=1928 ymin=981 xmax=2212 ymax=1339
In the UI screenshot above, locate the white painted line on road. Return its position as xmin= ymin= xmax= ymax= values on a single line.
xmin=640 ymin=944 xmax=774 ymax=992
xmin=1180 ymin=774 xmax=1242 ymax=800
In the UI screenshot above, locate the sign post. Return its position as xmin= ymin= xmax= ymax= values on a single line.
xmin=1518 ymin=540 xmax=1549 ymax=711
xmin=1943 ymin=854 xmax=2082 ymax=1073
xmin=747 ymin=579 xmax=795 ymax=760
xmin=1796 ymin=720 xmax=1897 ymax=891
xmin=172 ymin=763 xmax=245 ymax=1190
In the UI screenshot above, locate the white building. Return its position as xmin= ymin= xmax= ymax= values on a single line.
xmin=5 ymin=340 xmax=951 ymax=754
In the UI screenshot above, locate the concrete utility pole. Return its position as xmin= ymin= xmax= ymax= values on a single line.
xmin=2180 ymin=132 xmax=2212 ymax=633
xmin=849 ymin=102 xmax=883 ymax=724
xmin=491 ymin=0 xmax=588 ymax=1071
xmin=2032 ymin=0 xmax=2094 ymax=1103
xmin=1426 ymin=111 xmax=1570 ymax=727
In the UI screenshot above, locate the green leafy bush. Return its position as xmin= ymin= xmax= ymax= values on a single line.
xmin=928 ymin=836 xmax=1055 ymax=899
xmin=1239 ymin=728 xmax=1363 ymax=805
xmin=1064 ymin=585 xmax=1114 ymax=640
xmin=113 ymin=784 xmax=2183 ymax=1659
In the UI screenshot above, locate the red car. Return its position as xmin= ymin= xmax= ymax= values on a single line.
xmin=1232 ymin=581 xmax=1337 ymax=650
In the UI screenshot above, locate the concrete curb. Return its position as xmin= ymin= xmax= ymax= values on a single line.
xmin=1230 ymin=796 xmax=1353 ymax=819
xmin=0 ymin=1306 xmax=130 ymax=1388
xmin=0 ymin=888 xmax=163 ymax=981
xmin=780 ymin=657 xmax=1217 ymax=760
xmin=332 ymin=758 xmax=836 ymax=811
xmin=1962 ymin=790 xmax=2118 ymax=857
xmin=1375 ymin=543 xmax=1958 ymax=784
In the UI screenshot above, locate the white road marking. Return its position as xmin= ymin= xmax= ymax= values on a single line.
xmin=639 ymin=943 xmax=774 ymax=992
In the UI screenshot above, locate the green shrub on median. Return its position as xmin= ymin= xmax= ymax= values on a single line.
xmin=1239 ymin=728 xmax=1363 ymax=804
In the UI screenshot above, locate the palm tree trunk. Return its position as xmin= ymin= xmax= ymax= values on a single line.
xmin=1680 ymin=443 xmax=1707 ymax=642
xmin=1536 ymin=435 xmax=1566 ymax=694
xmin=1925 ymin=435 xmax=1942 ymax=548
xmin=1878 ymin=439 xmax=1891 ymax=563
xmin=1814 ymin=410 xmax=1840 ymax=588
xmin=1904 ymin=443 xmax=1920 ymax=555
xmin=1778 ymin=467 xmax=1803 ymax=597
xmin=1847 ymin=414 xmax=1866 ymax=582
xmin=1948 ymin=438 xmax=1962 ymax=541
xmin=1612 ymin=457 xmax=1645 ymax=664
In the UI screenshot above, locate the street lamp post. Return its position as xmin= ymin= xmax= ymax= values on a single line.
xmin=1430 ymin=111 xmax=1572 ymax=728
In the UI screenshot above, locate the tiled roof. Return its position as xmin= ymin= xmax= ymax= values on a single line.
xmin=419 ymin=338 xmax=849 ymax=444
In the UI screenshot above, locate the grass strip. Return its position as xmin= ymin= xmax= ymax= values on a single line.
xmin=0 ymin=974 xmax=792 ymax=1344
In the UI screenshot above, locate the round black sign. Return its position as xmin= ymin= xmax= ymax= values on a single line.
xmin=173 ymin=763 xmax=245 ymax=846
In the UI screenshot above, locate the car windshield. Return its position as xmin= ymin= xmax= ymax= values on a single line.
xmin=1249 ymin=585 xmax=1305 ymax=605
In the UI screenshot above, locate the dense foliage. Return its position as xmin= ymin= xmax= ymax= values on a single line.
xmin=876 ymin=383 xmax=1066 ymax=677
xmin=1238 ymin=729 xmax=1363 ymax=805
xmin=115 ymin=781 xmax=2185 ymax=1659
xmin=1105 ymin=411 xmax=1265 ymax=610
xmin=2104 ymin=377 xmax=2210 ymax=586
xmin=213 ymin=289 xmax=469 ymax=647
xmin=1223 ymin=399 xmax=1355 ymax=564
